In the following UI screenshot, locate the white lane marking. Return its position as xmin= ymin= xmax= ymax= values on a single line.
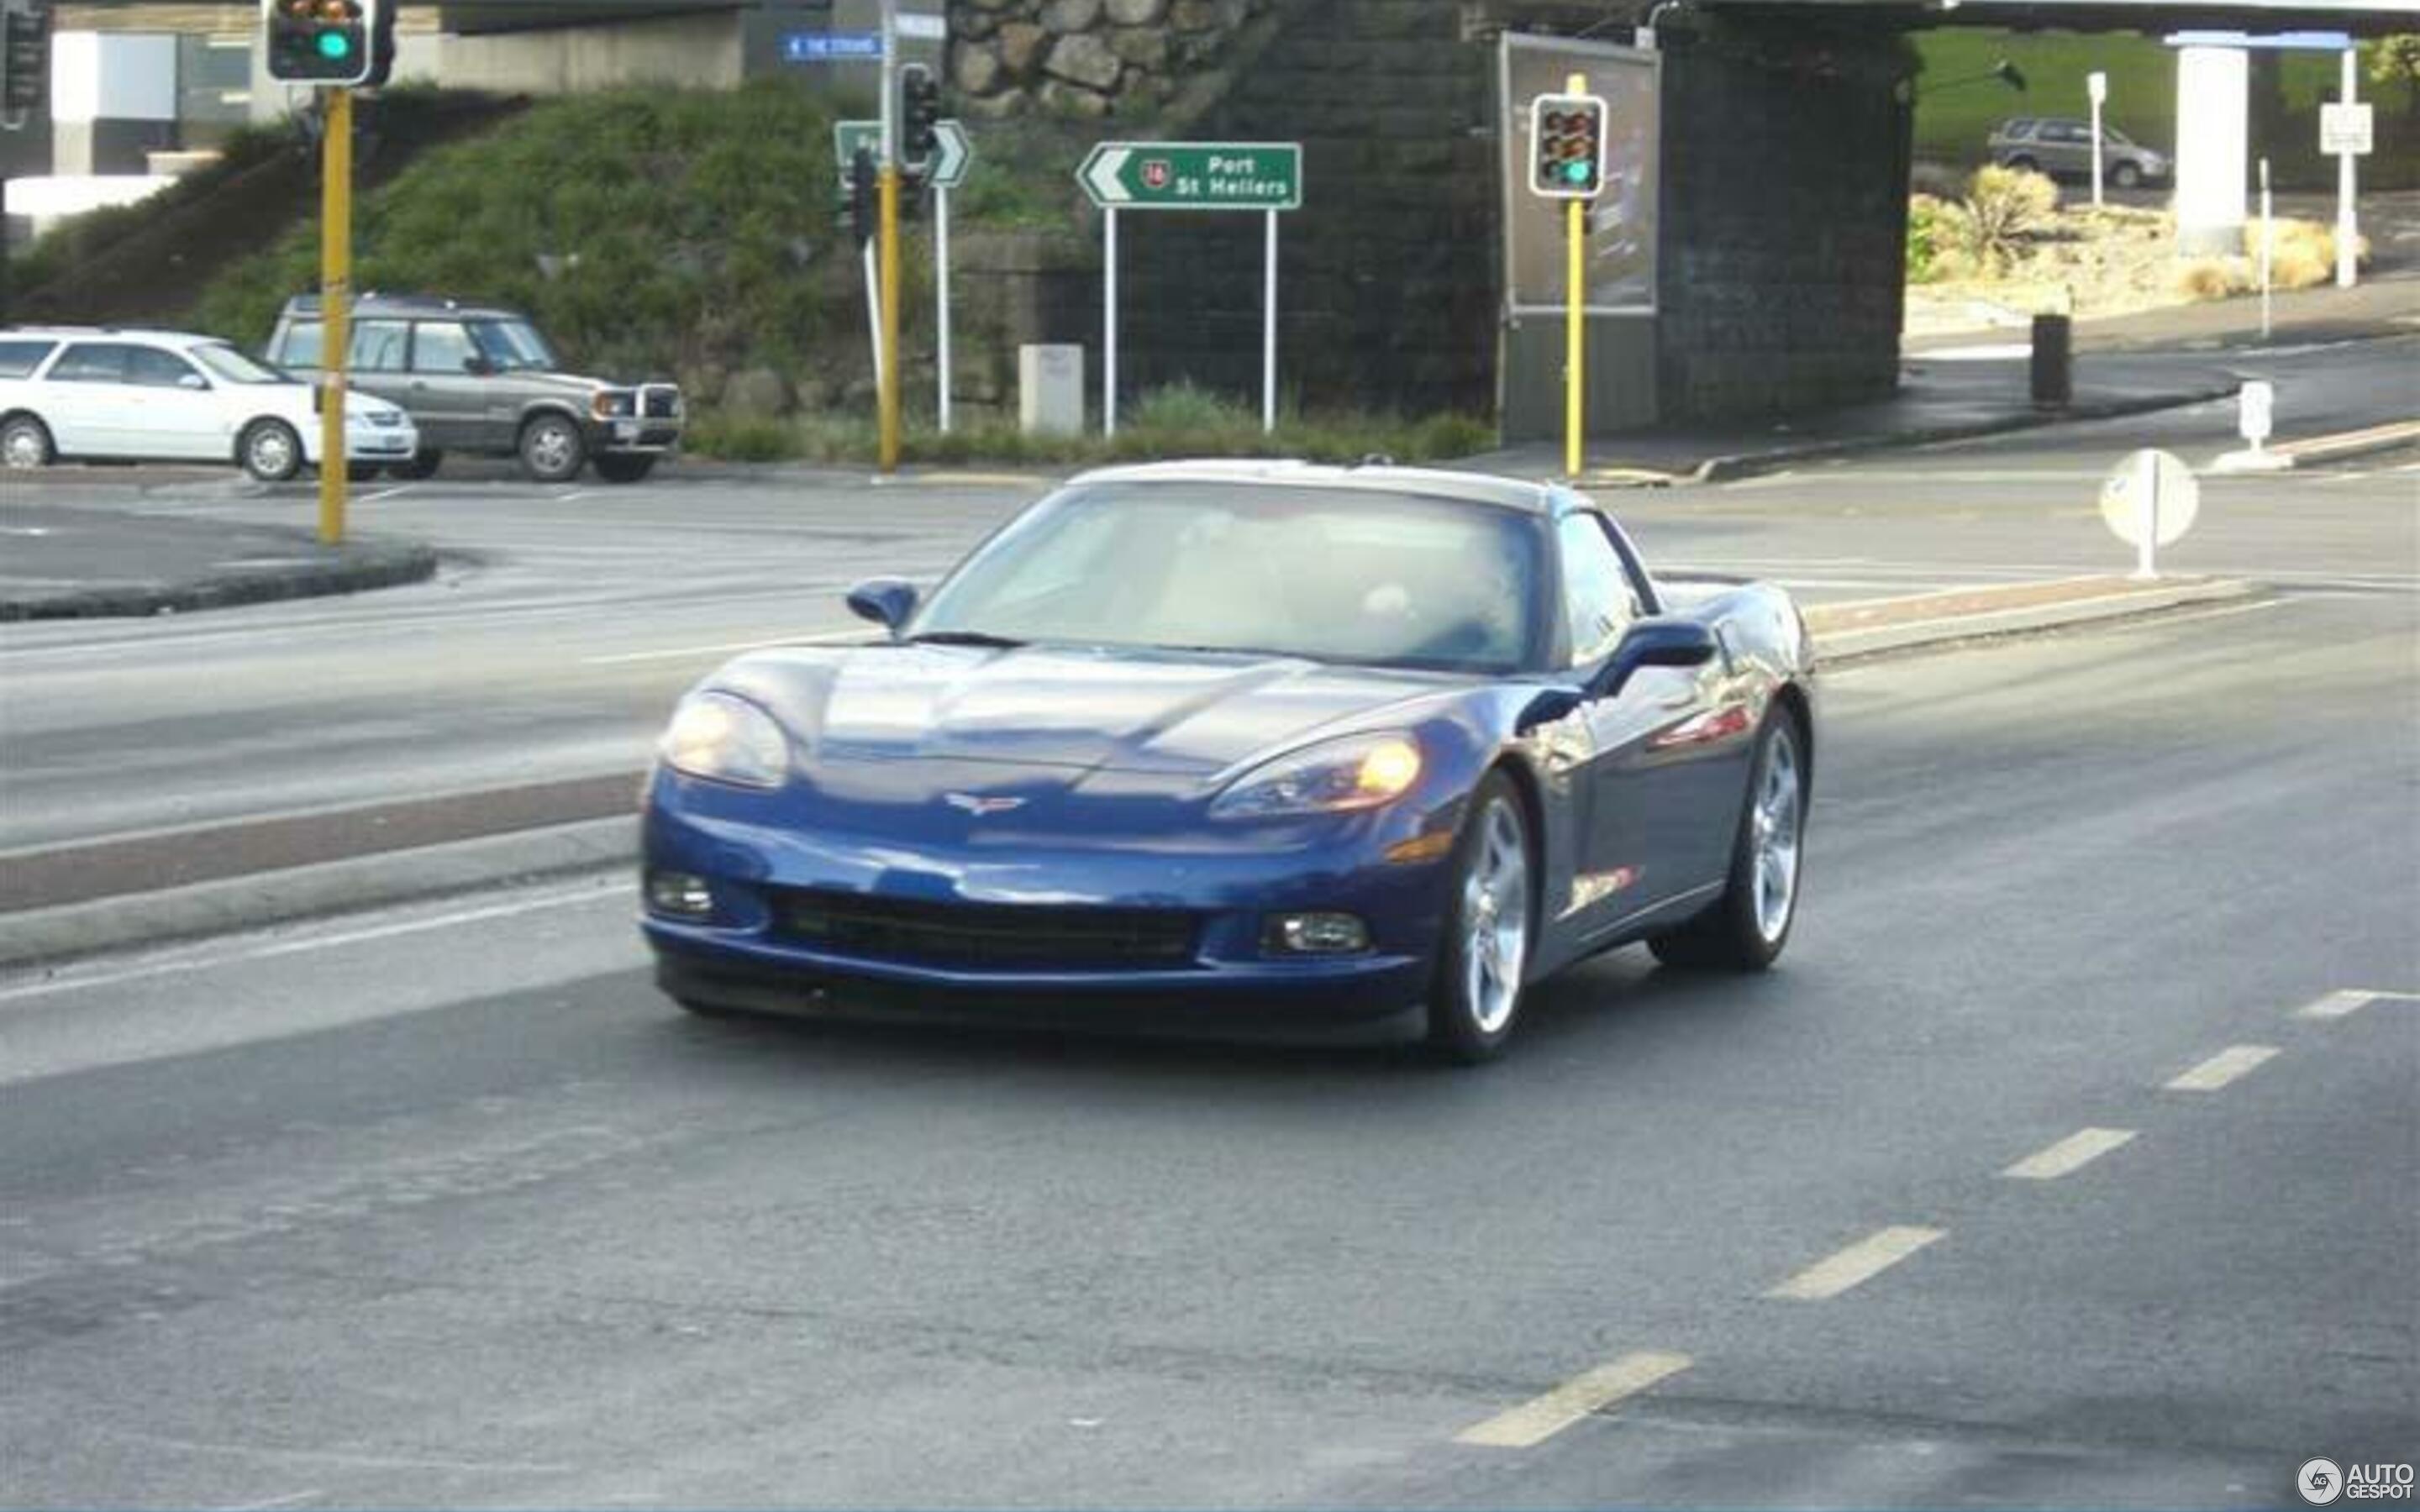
xmin=0 ymin=879 xmax=620 ymax=1005
xmin=1767 ymin=1226 xmax=1945 ymax=1300
xmin=581 ymin=628 xmax=867 ymax=665
xmin=2298 ymin=989 xmax=2420 ymax=1019
xmin=2002 ymin=1127 xmax=2138 ymax=1181
xmin=213 ymin=1491 xmax=326 ymax=1511
xmin=1454 ymin=1351 xmax=1691 ymax=1448
xmin=553 ymin=490 xmax=591 ymax=503
xmin=2164 ymin=1045 xmax=2281 ymax=1092
xmin=351 ymin=486 xmax=409 ymax=505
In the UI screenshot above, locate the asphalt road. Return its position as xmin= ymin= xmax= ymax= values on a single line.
xmin=2 ymin=574 xmax=2412 ymax=1507
xmin=1 ymin=334 xmax=2413 ymax=862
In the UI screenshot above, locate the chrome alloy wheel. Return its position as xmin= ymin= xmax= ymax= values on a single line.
xmin=1750 ymin=722 xmax=1803 ymax=944
xmin=248 ymin=425 xmax=296 ymax=478
xmin=527 ymin=419 xmax=579 ymax=476
xmin=1462 ymin=796 xmax=1531 ymax=1035
xmin=3 ymin=421 xmax=48 ymax=469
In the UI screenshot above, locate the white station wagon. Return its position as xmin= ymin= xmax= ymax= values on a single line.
xmin=0 ymin=327 xmax=418 ymax=483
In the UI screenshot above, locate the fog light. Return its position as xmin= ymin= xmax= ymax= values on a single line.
xmin=1265 ymin=911 xmax=1370 ymax=956
xmin=646 ymin=869 xmax=715 ymax=919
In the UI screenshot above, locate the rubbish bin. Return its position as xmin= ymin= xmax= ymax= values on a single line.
xmin=2030 ymin=313 xmax=2073 ymax=408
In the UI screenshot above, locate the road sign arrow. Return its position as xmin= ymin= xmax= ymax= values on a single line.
xmin=1081 ymin=144 xmax=1134 ymax=206
xmin=928 ymin=120 xmax=973 ymax=190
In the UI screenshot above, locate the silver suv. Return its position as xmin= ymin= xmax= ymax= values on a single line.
xmin=266 ymin=294 xmax=683 ymax=483
xmin=1987 ymin=117 xmax=2170 ymax=189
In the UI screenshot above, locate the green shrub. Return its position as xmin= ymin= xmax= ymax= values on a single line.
xmin=1906 ymin=193 xmax=1946 ymax=285
xmin=1937 ymin=165 xmax=2059 ymax=276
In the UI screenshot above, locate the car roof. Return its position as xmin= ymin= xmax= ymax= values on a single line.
xmin=0 ymin=326 xmax=221 ymax=345
xmin=280 ymin=292 xmax=526 ymax=321
xmin=1062 ymin=459 xmax=1557 ymax=514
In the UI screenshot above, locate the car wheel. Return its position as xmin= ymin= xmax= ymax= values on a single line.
xmin=1649 ymin=708 xmax=1807 ymax=973
xmin=2110 ymin=161 xmax=2143 ymax=189
xmin=238 ymin=419 xmax=303 ymax=483
xmin=345 ymin=461 xmax=382 ymax=482
xmin=2004 ymin=155 xmax=2039 ymax=175
xmin=1427 ymin=771 xmax=1535 ymax=1064
xmin=388 ymin=449 xmax=444 ymax=480
xmin=1 ymin=414 xmax=55 ymax=470
xmin=518 ymin=412 xmax=587 ymax=483
xmin=592 ymin=454 xmax=657 ymax=485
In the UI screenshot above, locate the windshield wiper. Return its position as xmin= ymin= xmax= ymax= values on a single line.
xmin=906 ymin=630 xmax=1028 ymax=648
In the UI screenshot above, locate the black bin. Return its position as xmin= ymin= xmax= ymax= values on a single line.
xmin=2030 ymin=313 xmax=2073 ymax=408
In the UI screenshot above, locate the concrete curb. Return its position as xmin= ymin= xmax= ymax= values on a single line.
xmin=0 ymin=538 xmax=440 ymax=622
xmin=0 ymin=577 xmax=2263 ymax=971
xmin=1688 ymin=385 xmax=2239 ymax=485
xmin=0 ymin=816 xmax=634 ymax=974
xmin=2213 ymin=417 xmax=2420 ymax=473
xmin=1813 ymin=577 xmax=2261 ymax=661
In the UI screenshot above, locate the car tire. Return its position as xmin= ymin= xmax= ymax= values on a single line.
xmin=2 ymin=413 xmax=55 ymax=470
xmin=1648 ymin=708 xmax=1807 ymax=973
xmin=345 ymin=461 xmax=382 ymax=483
xmin=2004 ymin=155 xmax=2039 ymax=175
xmin=389 ymin=449 xmax=444 ymax=480
xmin=592 ymin=454 xmax=658 ymax=485
xmin=238 ymin=419 xmax=303 ymax=483
xmin=2110 ymin=161 xmax=2143 ymax=189
xmin=1427 ymin=771 xmax=1536 ymax=1065
xmin=518 ymin=412 xmax=587 ymax=483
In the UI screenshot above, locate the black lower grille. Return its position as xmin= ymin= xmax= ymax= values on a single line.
xmin=774 ymin=889 xmax=1200 ymax=970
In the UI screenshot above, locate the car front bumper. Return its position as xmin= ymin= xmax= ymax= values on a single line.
xmin=638 ymin=779 xmax=1455 ymax=1042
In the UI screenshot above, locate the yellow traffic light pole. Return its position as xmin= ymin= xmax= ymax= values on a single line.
xmin=317 ymin=85 xmax=351 ymax=544
xmin=1564 ymin=71 xmax=1586 ymax=480
xmin=878 ymin=163 xmax=902 ymax=472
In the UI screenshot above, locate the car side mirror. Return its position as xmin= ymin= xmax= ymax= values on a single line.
xmin=1588 ymin=617 xmax=1719 ymax=701
xmin=178 ymin=372 xmax=208 ymax=391
xmin=845 ymin=578 xmax=919 ymax=638
xmin=462 ymin=354 xmax=495 ymax=376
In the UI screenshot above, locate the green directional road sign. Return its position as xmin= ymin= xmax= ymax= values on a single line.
xmin=834 ymin=119 xmax=972 ymax=190
xmin=1077 ymin=142 xmax=1302 ymax=212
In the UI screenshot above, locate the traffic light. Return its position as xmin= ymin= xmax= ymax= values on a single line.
xmin=262 ymin=0 xmax=376 ymax=87
xmin=1527 ymin=92 xmax=1607 ymax=199
xmin=364 ymin=0 xmax=397 ymax=87
xmin=2 ymin=0 xmax=50 ymax=127
xmin=843 ymin=146 xmax=876 ymax=249
xmin=899 ymin=63 xmax=941 ymax=169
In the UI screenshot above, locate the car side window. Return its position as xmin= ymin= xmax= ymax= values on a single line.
xmin=126 ymin=347 xmax=203 ymax=389
xmin=0 ymin=339 xmax=59 ymax=378
xmin=277 ymin=321 xmax=324 ymax=369
xmin=47 ymin=344 xmax=134 ymax=384
xmin=1558 ymin=513 xmax=1642 ymax=669
xmin=350 ymin=320 xmax=410 ymax=373
xmin=410 ymin=322 xmax=476 ymax=375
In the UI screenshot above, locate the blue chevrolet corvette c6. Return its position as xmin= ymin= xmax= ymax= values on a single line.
xmin=639 ymin=461 xmax=1817 ymax=1061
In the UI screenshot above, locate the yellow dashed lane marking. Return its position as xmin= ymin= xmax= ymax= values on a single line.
xmin=1455 ymin=1351 xmax=1692 ymax=1449
xmin=2002 ymin=1127 xmax=2138 ymax=1180
xmin=1767 ymin=1226 xmax=1945 ymax=1301
xmin=2164 ymin=1045 xmax=2281 ymax=1091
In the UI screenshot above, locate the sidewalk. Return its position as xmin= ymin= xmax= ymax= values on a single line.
xmin=1469 ymin=350 xmax=2244 ymax=486
xmin=1907 ymin=265 xmax=2420 ymax=358
xmin=0 ymin=504 xmax=437 ymax=621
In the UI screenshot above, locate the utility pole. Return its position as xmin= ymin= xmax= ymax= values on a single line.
xmin=318 ymin=85 xmax=352 ymax=544
xmin=2337 ymin=46 xmax=2359 ymax=289
xmin=876 ymin=0 xmax=902 ymax=473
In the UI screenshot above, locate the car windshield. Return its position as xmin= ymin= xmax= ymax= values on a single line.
xmin=192 ymin=343 xmax=288 ymax=385
xmin=912 ymin=484 xmax=1547 ymax=675
xmin=466 ymin=318 xmax=557 ymax=371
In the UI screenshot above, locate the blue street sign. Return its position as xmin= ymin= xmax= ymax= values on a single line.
xmin=781 ymin=32 xmax=886 ymax=63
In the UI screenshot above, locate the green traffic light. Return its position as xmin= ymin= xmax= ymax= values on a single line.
xmin=1563 ymin=160 xmax=1590 ymax=185
xmin=316 ymin=29 xmax=352 ymax=59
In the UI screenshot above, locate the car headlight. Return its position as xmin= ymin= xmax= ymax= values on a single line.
xmin=1209 ymin=732 xmax=1422 ymax=821
xmin=660 ymin=691 xmax=793 ymax=789
xmin=592 ymin=391 xmax=636 ymax=418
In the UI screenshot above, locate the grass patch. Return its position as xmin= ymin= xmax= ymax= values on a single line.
xmin=681 ymin=386 xmax=1493 ymax=469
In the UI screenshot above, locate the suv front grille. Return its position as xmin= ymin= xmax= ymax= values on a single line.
xmin=773 ymin=889 xmax=1201 ymax=972
xmin=641 ymin=384 xmax=681 ymax=420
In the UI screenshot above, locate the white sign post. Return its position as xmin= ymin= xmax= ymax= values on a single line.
xmin=2101 ymin=448 xmax=2201 ymax=581
xmin=922 ymin=121 xmax=973 ymax=433
xmin=2259 ymin=157 xmax=2273 ymax=342
xmin=2324 ymin=50 xmax=2370 ymax=290
xmin=2087 ymin=71 xmax=2108 ymax=207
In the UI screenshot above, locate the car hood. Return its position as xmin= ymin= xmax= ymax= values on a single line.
xmin=709 ymin=643 xmax=1467 ymax=778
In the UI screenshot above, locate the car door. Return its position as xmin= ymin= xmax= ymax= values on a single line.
xmin=403 ymin=320 xmax=489 ymax=449
xmin=2039 ymin=120 xmax=2090 ymax=176
xmin=36 ymin=343 xmax=138 ymax=456
xmin=123 ymin=345 xmax=226 ymax=461
xmin=345 ymin=318 xmax=414 ymax=410
xmin=1559 ymin=512 xmax=1744 ymax=927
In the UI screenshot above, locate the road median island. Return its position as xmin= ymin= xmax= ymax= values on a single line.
xmin=0 ymin=575 xmax=2260 ymax=971
xmin=0 ymin=506 xmax=438 ymax=622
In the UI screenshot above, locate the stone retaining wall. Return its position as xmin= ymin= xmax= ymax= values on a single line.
xmin=948 ymin=0 xmax=1273 ymax=118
